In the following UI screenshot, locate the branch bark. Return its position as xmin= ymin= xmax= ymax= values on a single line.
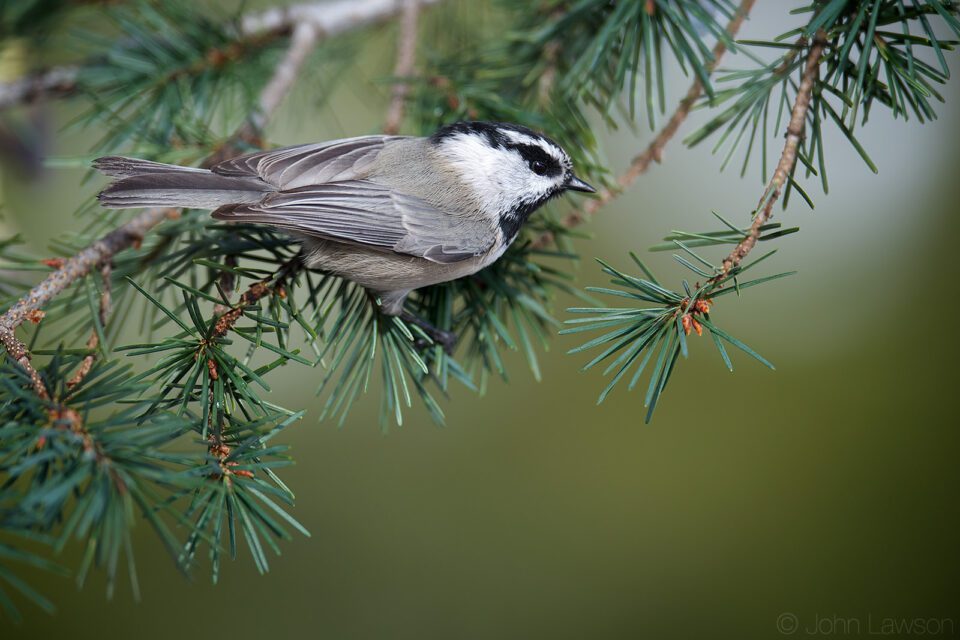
xmin=717 ymin=33 xmax=827 ymax=277
xmin=383 ymin=0 xmax=422 ymax=135
xmin=531 ymin=0 xmax=757 ymax=250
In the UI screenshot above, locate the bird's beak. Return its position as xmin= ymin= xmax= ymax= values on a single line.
xmin=566 ymin=175 xmax=596 ymax=193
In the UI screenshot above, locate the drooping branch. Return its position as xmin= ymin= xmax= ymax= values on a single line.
xmin=383 ymin=0 xmax=422 ymax=135
xmin=531 ymin=0 xmax=756 ymax=249
xmin=717 ymin=32 xmax=827 ymax=277
xmin=0 ymin=328 xmax=49 ymax=399
xmin=209 ymin=21 xmax=322 ymax=163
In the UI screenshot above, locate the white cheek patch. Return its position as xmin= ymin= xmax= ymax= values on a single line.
xmin=437 ymin=134 xmax=515 ymax=217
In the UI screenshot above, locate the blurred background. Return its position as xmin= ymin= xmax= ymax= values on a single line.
xmin=2 ymin=1 xmax=959 ymax=638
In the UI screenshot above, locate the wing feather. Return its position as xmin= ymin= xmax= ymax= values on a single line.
xmin=212 ymin=181 xmax=493 ymax=264
xmin=210 ymin=136 xmax=404 ymax=189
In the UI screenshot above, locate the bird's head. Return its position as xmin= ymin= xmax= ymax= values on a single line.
xmin=431 ymin=121 xmax=594 ymax=240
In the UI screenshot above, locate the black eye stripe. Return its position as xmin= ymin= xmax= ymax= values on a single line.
xmin=508 ymin=143 xmax=562 ymax=177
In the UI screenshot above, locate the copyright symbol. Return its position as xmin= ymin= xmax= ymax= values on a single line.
xmin=777 ymin=612 xmax=799 ymax=635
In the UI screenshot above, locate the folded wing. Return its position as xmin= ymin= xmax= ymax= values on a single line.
xmin=213 ymin=181 xmax=493 ymax=264
xmin=211 ymin=135 xmax=400 ymax=189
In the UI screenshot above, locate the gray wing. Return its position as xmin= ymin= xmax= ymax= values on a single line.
xmin=212 ymin=180 xmax=495 ymax=264
xmin=211 ymin=135 xmax=403 ymax=189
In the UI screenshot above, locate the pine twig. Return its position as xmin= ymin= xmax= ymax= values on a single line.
xmin=383 ymin=0 xmax=422 ymax=135
xmin=531 ymin=0 xmax=757 ymax=249
xmin=67 ymin=262 xmax=112 ymax=389
xmin=212 ymin=257 xmax=303 ymax=340
xmin=717 ymin=32 xmax=827 ymax=277
xmin=535 ymin=6 xmax=567 ymax=105
xmin=538 ymin=38 xmax=561 ymax=105
xmin=0 ymin=329 xmax=48 ymax=399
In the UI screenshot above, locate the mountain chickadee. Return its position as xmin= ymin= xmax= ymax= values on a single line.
xmin=95 ymin=121 xmax=595 ymax=348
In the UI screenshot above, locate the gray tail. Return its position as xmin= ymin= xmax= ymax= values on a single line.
xmin=94 ymin=156 xmax=270 ymax=210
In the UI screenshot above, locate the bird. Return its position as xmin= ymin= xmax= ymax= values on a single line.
xmin=94 ymin=121 xmax=595 ymax=350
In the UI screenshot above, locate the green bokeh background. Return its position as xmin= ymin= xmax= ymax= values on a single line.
xmin=2 ymin=2 xmax=958 ymax=638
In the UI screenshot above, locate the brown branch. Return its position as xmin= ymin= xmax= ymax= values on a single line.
xmin=68 ymin=262 xmax=112 ymax=389
xmin=241 ymin=22 xmax=320 ymax=141
xmin=212 ymin=257 xmax=302 ymax=340
xmin=383 ymin=0 xmax=422 ymax=135
xmin=202 ymin=258 xmax=300 ymax=448
xmin=531 ymin=0 xmax=757 ymax=250
xmin=205 ymin=22 xmax=321 ymax=166
xmin=717 ymin=32 xmax=827 ymax=277
xmin=0 ymin=328 xmax=48 ymax=399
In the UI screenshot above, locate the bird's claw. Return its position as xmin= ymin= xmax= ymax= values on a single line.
xmin=414 ymin=328 xmax=458 ymax=355
xmin=399 ymin=310 xmax=458 ymax=355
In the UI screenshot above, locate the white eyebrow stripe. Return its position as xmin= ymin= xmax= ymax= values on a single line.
xmin=501 ymin=130 xmax=540 ymax=147
xmin=500 ymin=129 xmax=569 ymax=166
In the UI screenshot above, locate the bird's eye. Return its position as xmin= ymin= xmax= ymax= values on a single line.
xmin=530 ymin=160 xmax=548 ymax=176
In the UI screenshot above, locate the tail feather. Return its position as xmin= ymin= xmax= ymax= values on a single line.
xmin=92 ymin=156 xmax=209 ymax=178
xmin=94 ymin=157 xmax=271 ymax=210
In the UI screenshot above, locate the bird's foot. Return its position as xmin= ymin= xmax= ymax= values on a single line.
xmin=400 ymin=311 xmax=458 ymax=355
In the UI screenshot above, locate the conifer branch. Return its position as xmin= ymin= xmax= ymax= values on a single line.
xmin=531 ymin=0 xmax=756 ymax=250
xmin=0 ymin=0 xmax=440 ymax=112
xmin=717 ymin=32 xmax=827 ymax=277
xmin=0 ymin=0 xmax=444 ymax=389
xmin=383 ymin=0 xmax=422 ymax=135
